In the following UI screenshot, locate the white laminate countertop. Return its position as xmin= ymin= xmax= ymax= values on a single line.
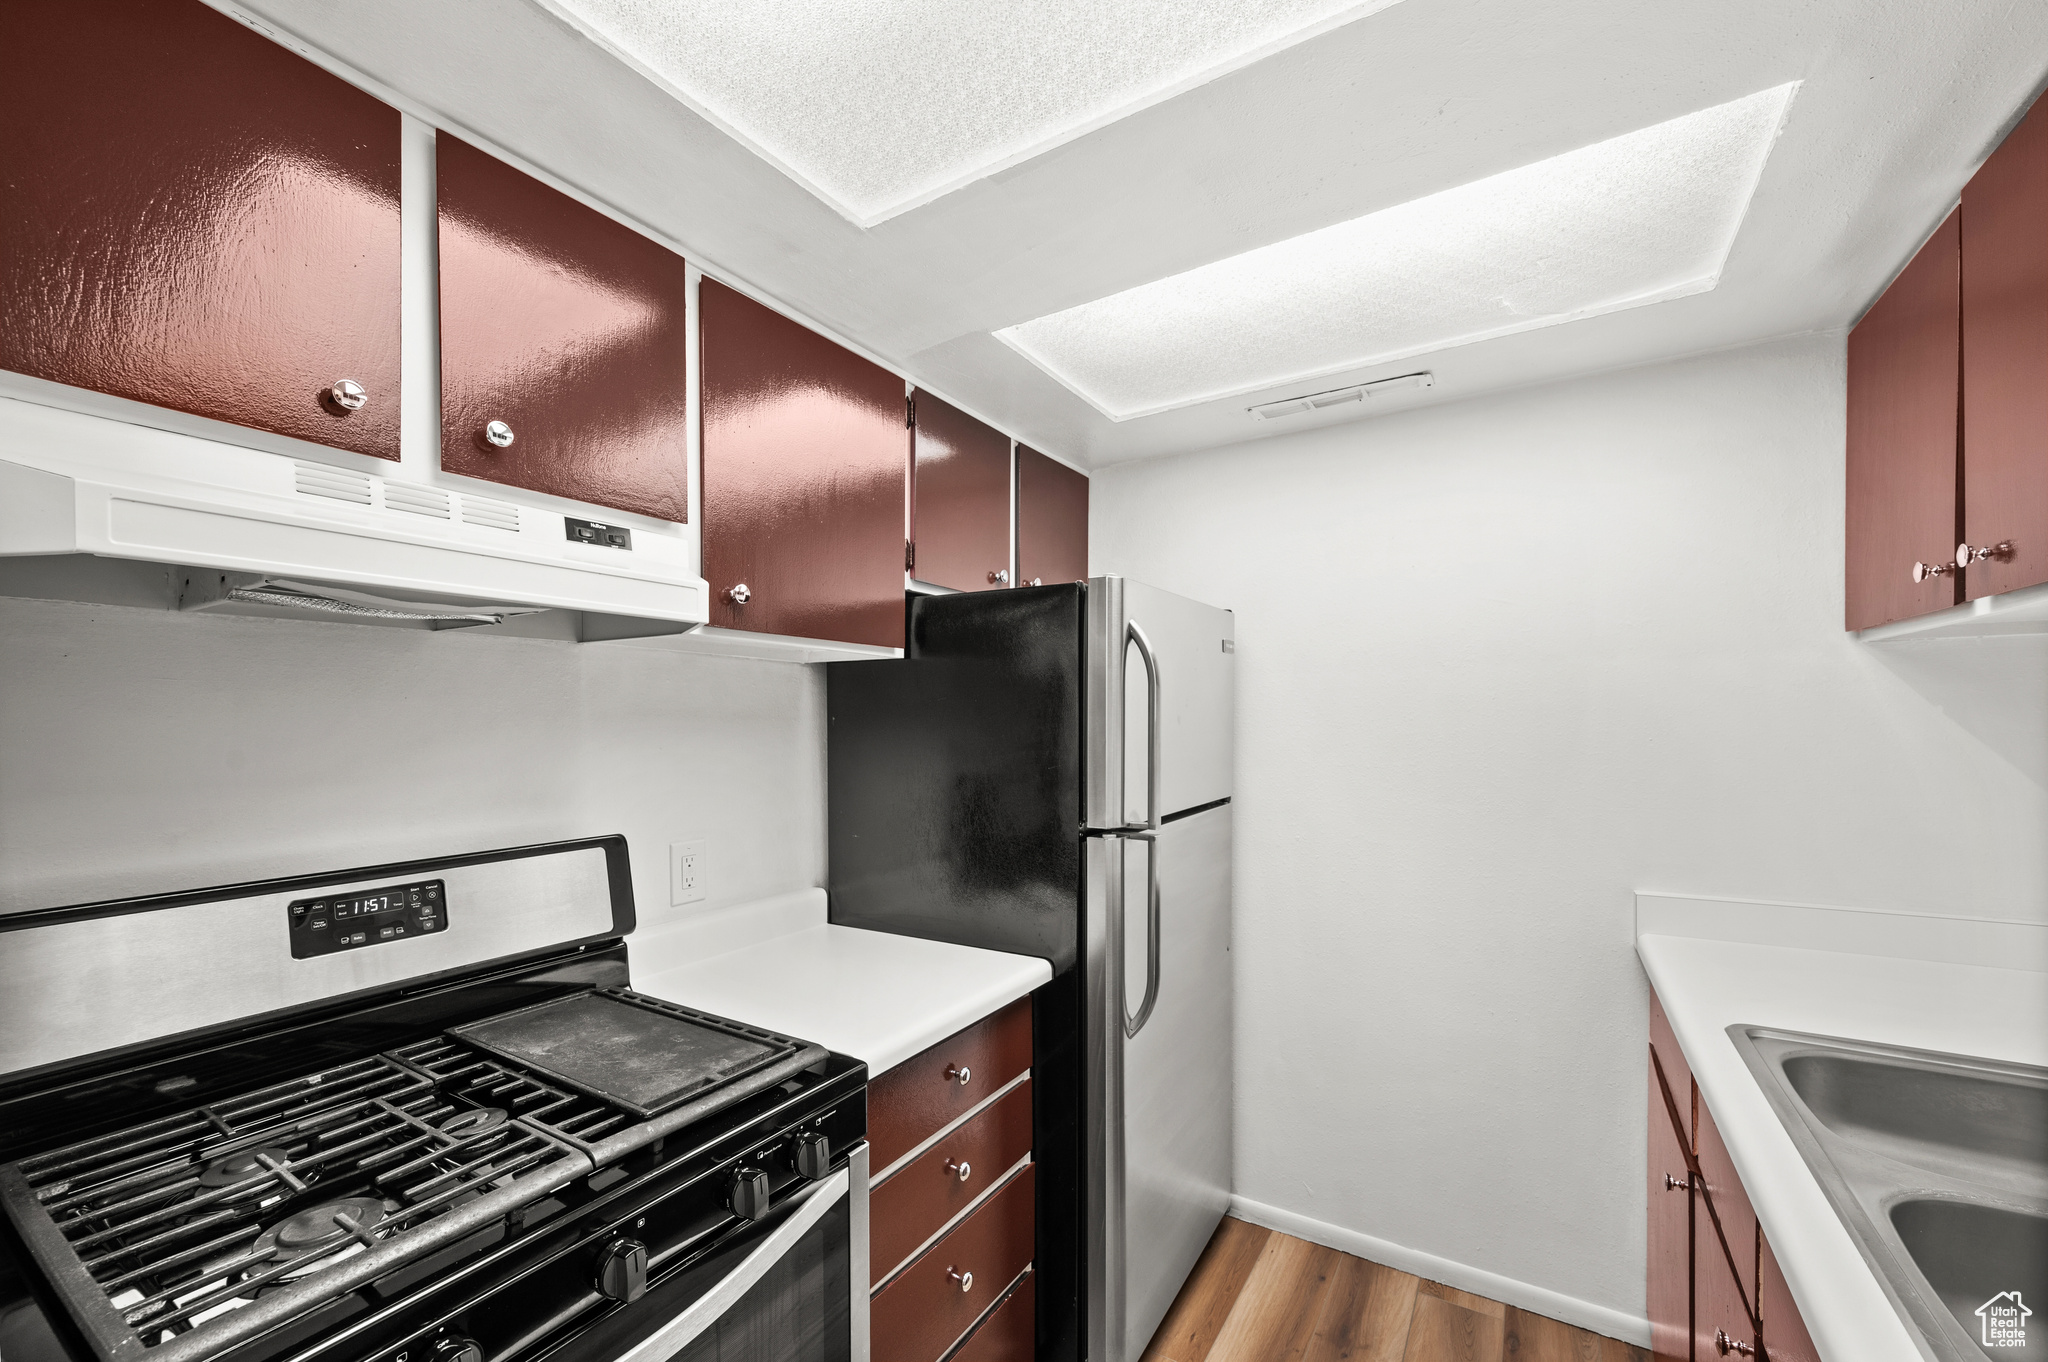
xmin=626 ymin=888 xmax=1052 ymax=1077
xmin=1635 ymin=893 xmax=2048 ymax=1362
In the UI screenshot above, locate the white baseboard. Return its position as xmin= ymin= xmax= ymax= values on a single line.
xmin=1227 ymin=1195 xmax=1652 ymax=1349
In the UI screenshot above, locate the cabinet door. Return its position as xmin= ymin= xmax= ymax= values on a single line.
xmin=1696 ymin=1209 xmax=1756 ymax=1362
xmin=699 ymin=280 xmax=908 ymax=647
xmin=912 ymin=391 xmax=1011 ymax=591
xmin=1695 ymin=1100 xmax=1758 ymax=1321
xmin=1 ymin=0 xmax=401 ymax=459
xmin=1962 ymin=103 xmax=2048 ymax=600
xmin=1016 ymin=444 xmax=1089 ymax=587
xmin=1758 ymin=1233 xmax=1819 ymax=1362
xmin=1649 ymin=1052 xmax=1693 ymax=1360
xmin=1845 ymin=210 xmax=1961 ymax=628
xmin=436 ymin=133 xmax=689 ymax=521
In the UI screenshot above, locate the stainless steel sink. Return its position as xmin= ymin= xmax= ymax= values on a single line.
xmin=1732 ymin=1028 xmax=2048 ymax=1361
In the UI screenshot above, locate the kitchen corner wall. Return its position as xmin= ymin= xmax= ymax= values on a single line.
xmin=0 ymin=601 xmax=825 ymax=925
xmin=1089 ymin=333 xmax=2048 ymax=1331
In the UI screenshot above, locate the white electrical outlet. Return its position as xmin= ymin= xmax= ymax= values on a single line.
xmin=669 ymin=840 xmax=707 ymax=905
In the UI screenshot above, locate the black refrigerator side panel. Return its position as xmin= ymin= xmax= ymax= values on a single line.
xmin=826 ymin=585 xmax=1083 ymax=970
xmin=826 ymin=583 xmax=1086 ymax=1362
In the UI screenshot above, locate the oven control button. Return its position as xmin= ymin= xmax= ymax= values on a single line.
xmin=593 ymin=1238 xmax=648 ymax=1303
xmin=793 ymin=1132 xmax=831 ymax=1180
xmin=429 ymin=1336 xmax=482 ymax=1362
xmin=730 ymin=1166 xmax=772 ymax=1221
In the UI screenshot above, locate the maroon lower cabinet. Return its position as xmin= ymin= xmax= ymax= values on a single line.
xmin=871 ymin=1164 xmax=1036 ymax=1362
xmin=699 ymin=280 xmax=908 ymax=647
xmin=911 ymin=391 xmax=1012 ymax=591
xmin=1 ymin=0 xmax=401 ymax=459
xmin=1648 ymin=1052 xmax=1694 ymax=1360
xmin=1016 ymin=445 xmax=1089 ymax=587
xmin=1757 ymin=1233 xmax=1819 ymax=1362
xmin=1845 ymin=209 xmax=1961 ymax=629
xmin=435 ymin=132 xmax=689 ymax=521
xmin=867 ymin=997 xmax=1033 ymax=1171
xmin=1695 ymin=1213 xmax=1757 ymax=1362
xmin=1695 ymin=1101 xmax=1758 ymax=1322
xmin=951 ymin=1269 xmax=1035 ymax=1362
xmin=1962 ymin=101 xmax=2048 ymax=601
xmin=870 ymin=1080 xmax=1033 ymax=1283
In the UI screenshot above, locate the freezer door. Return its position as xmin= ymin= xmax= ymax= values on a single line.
xmin=1086 ymin=577 xmax=1235 ymax=829
xmin=1085 ymin=805 xmax=1233 ymax=1362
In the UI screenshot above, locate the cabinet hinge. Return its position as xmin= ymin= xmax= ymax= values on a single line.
xmin=906 ymin=395 xmax=916 ymax=429
xmin=905 ymin=540 xmax=915 ymax=571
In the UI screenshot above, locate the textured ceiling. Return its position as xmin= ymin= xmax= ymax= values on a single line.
xmin=227 ymin=0 xmax=2048 ymax=467
xmin=998 ymin=85 xmax=1797 ymax=419
xmin=535 ymin=0 xmax=1400 ymax=225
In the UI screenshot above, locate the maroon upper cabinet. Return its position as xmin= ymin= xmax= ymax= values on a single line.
xmin=1845 ymin=210 xmax=1961 ymax=630
xmin=436 ymin=133 xmax=689 ymax=521
xmin=1961 ymin=103 xmax=2048 ymax=601
xmin=699 ymin=280 xmax=908 ymax=648
xmin=911 ymin=391 xmax=1012 ymax=591
xmin=1016 ymin=444 xmax=1089 ymax=586
xmin=0 ymin=0 xmax=401 ymax=459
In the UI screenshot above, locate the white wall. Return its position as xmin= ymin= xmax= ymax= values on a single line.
xmin=0 ymin=599 xmax=825 ymax=924
xmin=1089 ymin=333 xmax=2048 ymax=1333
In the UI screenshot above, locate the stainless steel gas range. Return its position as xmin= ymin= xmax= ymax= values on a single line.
xmin=0 ymin=837 xmax=868 ymax=1362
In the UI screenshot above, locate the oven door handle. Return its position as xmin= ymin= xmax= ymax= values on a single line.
xmin=611 ymin=1166 xmax=851 ymax=1362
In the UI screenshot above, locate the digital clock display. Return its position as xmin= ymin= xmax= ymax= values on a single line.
xmin=288 ymin=879 xmax=447 ymax=958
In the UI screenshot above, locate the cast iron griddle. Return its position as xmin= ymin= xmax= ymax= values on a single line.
xmin=448 ymin=988 xmax=804 ymax=1117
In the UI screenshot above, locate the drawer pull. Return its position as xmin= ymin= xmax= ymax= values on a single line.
xmin=944 ymin=1064 xmax=972 ymax=1086
xmin=946 ymin=1159 xmax=972 ymax=1182
xmin=1715 ymin=1329 xmax=1755 ymax=1357
xmin=947 ymin=1266 xmax=974 ymax=1293
xmin=1663 ymin=1173 xmax=1689 ymax=1192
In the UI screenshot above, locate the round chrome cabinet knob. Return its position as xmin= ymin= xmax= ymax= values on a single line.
xmin=1910 ymin=559 xmax=1956 ymax=584
xmin=1715 ymin=1328 xmax=1755 ymax=1357
xmin=988 ymin=568 xmax=1010 ymax=585
xmin=945 ymin=1158 xmax=971 ymax=1182
xmin=943 ymin=1063 xmax=971 ymax=1086
xmin=1663 ymin=1173 xmax=1688 ymax=1192
xmin=484 ymin=420 xmax=515 ymax=448
xmin=328 ymin=379 xmax=368 ymax=412
xmin=946 ymin=1266 xmax=973 ymax=1293
xmin=1958 ymin=539 xmax=2015 ymax=566
xmin=726 ymin=583 xmax=751 ymax=605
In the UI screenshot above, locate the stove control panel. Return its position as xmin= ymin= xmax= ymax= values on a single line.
xmin=289 ymin=879 xmax=447 ymax=958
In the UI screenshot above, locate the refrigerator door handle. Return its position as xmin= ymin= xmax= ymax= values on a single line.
xmin=1123 ymin=832 xmax=1161 ymax=1039
xmin=1127 ymin=621 xmax=1162 ymax=831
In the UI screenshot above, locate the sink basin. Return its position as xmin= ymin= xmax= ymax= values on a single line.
xmin=1781 ymin=1051 xmax=2048 ymax=1195
xmin=1733 ymin=1028 xmax=2048 ymax=1362
xmin=1890 ymin=1200 xmax=2048 ymax=1358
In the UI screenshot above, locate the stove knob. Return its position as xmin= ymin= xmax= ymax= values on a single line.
xmin=430 ymin=1336 xmax=482 ymax=1362
xmin=794 ymin=1132 xmax=831 ymax=1181
xmin=730 ymin=1166 xmax=772 ymax=1221
xmin=594 ymin=1238 xmax=647 ymax=1303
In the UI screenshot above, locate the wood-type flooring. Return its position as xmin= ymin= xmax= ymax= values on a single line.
xmin=1139 ymin=1217 xmax=1650 ymax=1362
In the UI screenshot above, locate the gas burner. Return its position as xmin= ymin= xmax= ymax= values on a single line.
xmin=196 ymin=1147 xmax=292 ymax=1189
xmin=435 ymin=1108 xmax=507 ymax=1139
xmin=251 ymin=1198 xmax=389 ymax=1276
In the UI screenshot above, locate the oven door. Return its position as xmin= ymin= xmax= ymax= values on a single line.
xmin=576 ymin=1144 xmax=869 ymax=1362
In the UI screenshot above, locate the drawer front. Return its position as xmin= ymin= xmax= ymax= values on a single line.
xmin=1696 ymin=1199 xmax=1757 ymax=1361
xmin=870 ymin=997 xmax=1032 ymax=1171
xmin=1696 ymin=1098 xmax=1758 ymax=1321
xmin=953 ymin=1269 xmax=1035 ymax=1362
xmin=1650 ymin=989 xmax=1693 ymax=1153
xmin=872 ymin=1079 xmax=1033 ymax=1284
xmin=871 ymin=1163 xmax=1035 ymax=1362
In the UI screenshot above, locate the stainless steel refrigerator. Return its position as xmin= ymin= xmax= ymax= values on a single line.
xmin=827 ymin=576 xmax=1234 ymax=1362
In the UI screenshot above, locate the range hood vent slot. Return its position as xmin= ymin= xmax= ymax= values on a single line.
xmin=293 ymin=460 xmax=373 ymax=504
xmin=178 ymin=573 xmax=547 ymax=629
xmin=384 ymin=483 xmax=452 ymax=519
xmin=461 ymin=495 xmax=520 ymax=532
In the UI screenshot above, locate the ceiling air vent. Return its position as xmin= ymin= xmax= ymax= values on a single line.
xmin=383 ymin=483 xmax=452 ymax=519
xmin=1247 ymin=371 xmax=1434 ymax=421
xmin=292 ymin=460 xmax=373 ymax=504
xmin=460 ymin=495 xmax=520 ymax=532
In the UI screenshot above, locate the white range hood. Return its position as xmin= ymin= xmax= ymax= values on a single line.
xmin=0 ymin=389 xmax=710 ymax=638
